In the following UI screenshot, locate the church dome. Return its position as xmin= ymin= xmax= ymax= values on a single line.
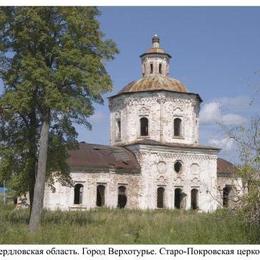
xmin=117 ymin=35 xmax=187 ymax=95
xmin=119 ymin=75 xmax=187 ymax=94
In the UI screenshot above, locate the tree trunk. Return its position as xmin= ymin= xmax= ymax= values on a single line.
xmin=29 ymin=117 xmax=50 ymax=232
xmin=28 ymin=110 xmax=37 ymax=215
xmin=29 ymin=169 xmax=35 ymax=215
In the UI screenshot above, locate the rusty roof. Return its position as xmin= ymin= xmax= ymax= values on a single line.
xmin=118 ymin=75 xmax=187 ymax=94
xmin=124 ymin=139 xmax=220 ymax=151
xmin=217 ymin=158 xmax=237 ymax=175
xmin=140 ymin=47 xmax=172 ymax=58
xmin=67 ymin=143 xmax=140 ymax=173
xmin=67 ymin=142 xmax=235 ymax=176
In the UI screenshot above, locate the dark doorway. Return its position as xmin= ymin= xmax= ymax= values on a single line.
xmin=96 ymin=185 xmax=105 ymax=207
xmin=118 ymin=186 xmax=127 ymax=208
xmin=223 ymin=185 xmax=232 ymax=208
xmin=74 ymin=184 xmax=83 ymax=204
xmin=157 ymin=187 xmax=165 ymax=208
xmin=191 ymin=189 xmax=199 ymax=210
xmin=174 ymin=188 xmax=182 ymax=209
xmin=140 ymin=117 xmax=149 ymax=136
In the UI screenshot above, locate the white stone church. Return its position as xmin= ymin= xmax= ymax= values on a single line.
xmin=43 ymin=35 xmax=241 ymax=212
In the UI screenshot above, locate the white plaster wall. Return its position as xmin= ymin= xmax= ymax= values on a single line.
xmin=127 ymin=144 xmax=219 ymax=212
xmin=141 ymin=55 xmax=170 ymax=77
xmin=217 ymin=175 xmax=245 ymax=208
xmin=110 ymin=91 xmax=200 ymax=146
xmin=44 ymin=145 xmax=219 ymax=213
xmin=44 ymin=171 xmax=140 ymax=211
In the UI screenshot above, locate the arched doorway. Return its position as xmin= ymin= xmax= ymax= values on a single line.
xmin=223 ymin=185 xmax=232 ymax=208
xmin=191 ymin=189 xmax=199 ymax=210
xmin=117 ymin=186 xmax=127 ymax=208
xmin=157 ymin=187 xmax=165 ymax=208
xmin=96 ymin=185 xmax=105 ymax=207
xmin=174 ymin=188 xmax=182 ymax=209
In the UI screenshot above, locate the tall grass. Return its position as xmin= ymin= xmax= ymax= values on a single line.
xmin=0 ymin=202 xmax=258 ymax=244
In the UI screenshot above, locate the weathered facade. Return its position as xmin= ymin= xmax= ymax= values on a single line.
xmin=43 ymin=35 xmax=240 ymax=212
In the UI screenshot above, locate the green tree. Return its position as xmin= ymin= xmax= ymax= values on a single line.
xmin=0 ymin=7 xmax=118 ymax=231
xmin=227 ymin=116 xmax=260 ymax=240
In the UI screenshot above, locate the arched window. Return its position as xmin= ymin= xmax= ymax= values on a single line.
xmin=159 ymin=63 xmax=162 ymax=74
xmin=117 ymin=186 xmax=127 ymax=208
xmin=74 ymin=184 xmax=83 ymax=204
xmin=174 ymin=161 xmax=182 ymax=173
xmin=96 ymin=185 xmax=105 ymax=207
xmin=150 ymin=63 xmax=153 ymax=74
xmin=116 ymin=119 xmax=121 ymax=140
xmin=174 ymin=118 xmax=182 ymax=137
xmin=157 ymin=187 xmax=165 ymax=208
xmin=140 ymin=117 xmax=149 ymax=136
xmin=191 ymin=189 xmax=199 ymax=210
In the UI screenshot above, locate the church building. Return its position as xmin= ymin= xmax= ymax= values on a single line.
xmin=43 ymin=35 xmax=241 ymax=212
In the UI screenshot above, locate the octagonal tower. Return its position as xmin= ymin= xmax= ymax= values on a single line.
xmin=109 ymin=35 xmax=202 ymax=146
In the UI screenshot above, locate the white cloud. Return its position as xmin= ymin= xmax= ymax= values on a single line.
xmin=200 ymin=102 xmax=221 ymax=124
xmin=221 ymin=113 xmax=246 ymax=125
xmin=208 ymin=137 xmax=235 ymax=152
xmin=200 ymin=100 xmax=246 ymax=126
xmin=217 ymin=96 xmax=250 ymax=111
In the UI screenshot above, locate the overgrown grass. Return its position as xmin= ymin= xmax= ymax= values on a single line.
xmin=0 ymin=202 xmax=259 ymax=244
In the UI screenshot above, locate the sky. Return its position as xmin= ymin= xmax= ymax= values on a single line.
xmin=1 ymin=7 xmax=260 ymax=164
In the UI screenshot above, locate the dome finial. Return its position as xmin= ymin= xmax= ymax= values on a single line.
xmin=152 ymin=34 xmax=160 ymax=48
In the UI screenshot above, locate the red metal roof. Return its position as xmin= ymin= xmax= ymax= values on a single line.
xmin=67 ymin=143 xmax=235 ymax=176
xmin=67 ymin=143 xmax=140 ymax=173
xmin=217 ymin=158 xmax=237 ymax=175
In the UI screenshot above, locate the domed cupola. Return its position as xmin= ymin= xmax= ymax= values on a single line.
xmin=141 ymin=34 xmax=171 ymax=77
xmin=119 ymin=35 xmax=187 ymax=94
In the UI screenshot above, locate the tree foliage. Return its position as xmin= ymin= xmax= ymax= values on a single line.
xmin=0 ymin=7 xmax=118 ymax=230
xmin=229 ymin=117 xmax=260 ymax=234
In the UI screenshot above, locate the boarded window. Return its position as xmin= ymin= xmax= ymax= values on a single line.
xmin=118 ymin=186 xmax=127 ymax=208
xmin=74 ymin=184 xmax=83 ymax=204
xmin=140 ymin=117 xmax=149 ymax=136
xmin=96 ymin=185 xmax=105 ymax=207
xmin=191 ymin=189 xmax=199 ymax=209
xmin=174 ymin=118 xmax=182 ymax=137
xmin=157 ymin=187 xmax=165 ymax=208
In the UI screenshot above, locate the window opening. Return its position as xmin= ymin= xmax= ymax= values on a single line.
xmin=140 ymin=117 xmax=149 ymax=136
xmin=96 ymin=185 xmax=105 ymax=207
xmin=174 ymin=161 xmax=182 ymax=173
xmin=74 ymin=184 xmax=83 ymax=204
xmin=174 ymin=118 xmax=182 ymax=137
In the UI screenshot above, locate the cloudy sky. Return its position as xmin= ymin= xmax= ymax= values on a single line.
xmin=1 ymin=7 xmax=260 ymax=164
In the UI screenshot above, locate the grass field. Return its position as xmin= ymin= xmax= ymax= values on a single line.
xmin=0 ymin=202 xmax=259 ymax=244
